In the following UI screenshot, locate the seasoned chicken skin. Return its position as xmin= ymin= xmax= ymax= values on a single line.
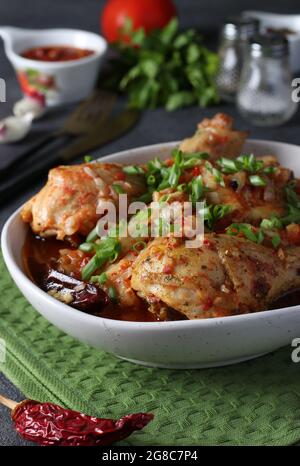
xmin=21 ymin=162 xmax=146 ymax=240
xmin=179 ymin=113 xmax=247 ymax=159
xmin=131 ymin=235 xmax=300 ymax=319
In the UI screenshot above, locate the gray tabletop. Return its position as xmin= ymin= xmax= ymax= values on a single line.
xmin=1 ymin=0 xmax=300 ymax=446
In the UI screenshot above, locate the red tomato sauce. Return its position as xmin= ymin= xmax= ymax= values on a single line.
xmin=21 ymin=45 xmax=94 ymax=62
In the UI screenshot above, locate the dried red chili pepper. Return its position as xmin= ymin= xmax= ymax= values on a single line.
xmin=0 ymin=394 xmax=153 ymax=446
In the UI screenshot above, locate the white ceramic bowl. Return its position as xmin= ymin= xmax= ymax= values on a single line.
xmin=2 ymin=139 xmax=300 ymax=369
xmin=0 ymin=26 xmax=107 ymax=105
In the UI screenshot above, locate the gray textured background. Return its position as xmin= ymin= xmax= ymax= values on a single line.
xmin=0 ymin=0 xmax=300 ymax=446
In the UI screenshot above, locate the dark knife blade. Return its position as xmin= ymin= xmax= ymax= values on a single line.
xmin=60 ymin=108 xmax=140 ymax=162
xmin=0 ymin=109 xmax=140 ymax=205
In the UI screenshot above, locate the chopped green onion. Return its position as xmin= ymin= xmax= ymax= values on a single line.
xmin=108 ymin=286 xmax=118 ymax=302
xmin=182 ymin=151 xmax=209 ymax=160
xmin=236 ymin=154 xmax=264 ymax=173
xmin=113 ymin=184 xmax=125 ymax=194
xmin=271 ymin=234 xmax=281 ymax=248
xmin=82 ymin=255 xmax=101 ymax=281
xmin=79 ymin=242 xmax=95 ymax=253
xmin=98 ymin=272 xmax=108 ymax=285
xmin=84 ymin=155 xmax=93 ymax=163
xmin=226 ymin=223 xmax=259 ymax=243
xmin=205 ymin=162 xmax=225 ymax=187
xmin=159 ymin=194 xmax=170 ymax=203
xmin=256 ymin=229 xmax=265 ymax=244
xmin=123 ymin=165 xmax=145 ymax=175
xmin=249 ymin=175 xmax=266 ymax=186
xmin=90 ymin=272 xmax=108 ymax=286
xmin=147 ymin=157 xmax=163 ymax=172
xmin=109 ymin=251 xmax=119 ymax=263
xmin=200 ymin=203 xmax=231 ymax=230
xmin=177 ymin=183 xmax=187 ymax=192
xmin=147 ymin=174 xmax=156 ymax=186
xmin=168 ymin=161 xmax=181 ymax=188
xmin=132 ymin=241 xmax=147 ymax=252
xmin=133 ymin=191 xmax=153 ymax=203
xmin=260 ymin=217 xmax=283 ymax=230
xmin=189 ymin=175 xmax=204 ymax=204
xmin=81 ymin=236 xmax=121 ymax=281
xmin=86 ymin=226 xmax=98 ymax=243
xmin=263 ymin=166 xmax=277 ymax=174
xmin=217 ymin=157 xmax=238 ymax=174
xmin=217 ymin=153 xmax=265 ymax=175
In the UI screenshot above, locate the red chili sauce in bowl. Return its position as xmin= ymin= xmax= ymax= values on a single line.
xmin=21 ymin=45 xmax=95 ymax=62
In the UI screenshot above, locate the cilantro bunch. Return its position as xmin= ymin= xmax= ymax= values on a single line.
xmin=104 ymin=18 xmax=219 ymax=110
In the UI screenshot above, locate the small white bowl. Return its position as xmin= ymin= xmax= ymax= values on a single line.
xmin=2 ymin=139 xmax=300 ymax=369
xmin=0 ymin=26 xmax=107 ymax=105
xmin=243 ymin=11 xmax=300 ymax=72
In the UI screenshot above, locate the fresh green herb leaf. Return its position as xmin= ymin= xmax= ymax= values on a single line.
xmin=84 ymin=155 xmax=93 ymax=163
xmin=104 ymin=19 xmax=219 ymax=110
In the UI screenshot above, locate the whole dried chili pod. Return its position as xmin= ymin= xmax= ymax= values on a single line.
xmin=0 ymin=394 xmax=153 ymax=446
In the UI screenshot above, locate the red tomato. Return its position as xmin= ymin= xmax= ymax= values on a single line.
xmin=101 ymin=0 xmax=177 ymax=43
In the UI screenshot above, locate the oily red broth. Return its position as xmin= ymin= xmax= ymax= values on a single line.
xmin=22 ymin=231 xmax=157 ymax=322
xmin=22 ymin=231 xmax=300 ymax=321
xmin=21 ymin=45 xmax=94 ymax=62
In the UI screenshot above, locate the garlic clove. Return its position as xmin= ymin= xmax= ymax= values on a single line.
xmin=0 ymin=114 xmax=33 ymax=144
xmin=13 ymin=96 xmax=46 ymax=120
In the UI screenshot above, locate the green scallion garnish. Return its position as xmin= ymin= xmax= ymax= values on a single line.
xmin=123 ymin=165 xmax=145 ymax=175
xmin=113 ymin=184 xmax=125 ymax=194
xmin=108 ymin=286 xmax=118 ymax=302
xmin=249 ymin=175 xmax=266 ymax=187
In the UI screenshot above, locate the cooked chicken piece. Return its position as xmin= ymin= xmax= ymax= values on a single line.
xmin=104 ymin=250 xmax=142 ymax=308
xmin=131 ymin=235 xmax=300 ymax=319
xmin=21 ymin=162 xmax=146 ymax=240
xmin=179 ymin=113 xmax=247 ymax=159
xmin=57 ymin=236 xmax=147 ymax=309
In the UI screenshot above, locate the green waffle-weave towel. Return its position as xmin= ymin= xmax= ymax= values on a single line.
xmin=1 ymin=251 xmax=300 ymax=446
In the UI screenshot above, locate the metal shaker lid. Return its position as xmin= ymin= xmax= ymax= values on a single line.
xmin=249 ymin=33 xmax=289 ymax=58
xmin=222 ymin=16 xmax=260 ymax=40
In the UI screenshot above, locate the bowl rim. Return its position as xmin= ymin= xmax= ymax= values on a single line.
xmin=2 ymin=137 xmax=300 ymax=330
xmin=5 ymin=28 xmax=108 ymax=69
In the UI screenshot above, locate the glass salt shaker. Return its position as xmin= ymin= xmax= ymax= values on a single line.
xmin=216 ymin=16 xmax=260 ymax=102
xmin=237 ymin=34 xmax=298 ymax=126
